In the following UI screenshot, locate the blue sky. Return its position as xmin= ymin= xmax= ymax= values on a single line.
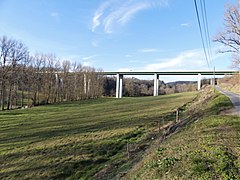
xmin=0 ymin=0 xmax=237 ymax=81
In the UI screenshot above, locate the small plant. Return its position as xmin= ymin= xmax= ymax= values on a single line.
xmin=156 ymin=147 xmax=166 ymax=156
xmin=144 ymin=160 xmax=158 ymax=169
xmin=157 ymin=157 xmax=179 ymax=170
xmin=190 ymin=146 xmax=239 ymax=179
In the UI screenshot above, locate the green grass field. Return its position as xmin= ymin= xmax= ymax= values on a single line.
xmin=0 ymin=92 xmax=196 ymax=179
xmin=127 ymin=115 xmax=240 ymax=179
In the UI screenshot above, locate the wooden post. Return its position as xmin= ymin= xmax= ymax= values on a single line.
xmin=158 ymin=120 xmax=160 ymax=134
xmin=163 ymin=118 xmax=165 ymax=133
xmin=127 ymin=143 xmax=130 ymax=159
xmin=176 ymin=109 xmax=179 ymax=122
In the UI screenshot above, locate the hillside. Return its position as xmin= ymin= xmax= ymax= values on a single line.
xmin=218 ymin=73 xmax=240 ymax=94
xmin=124 ymin=87 xmax=240 ymax=179
xmin=0 ymin=92 xmax=196 ymax=179
xmin=166 ymin=81 xmax=197 ymax=86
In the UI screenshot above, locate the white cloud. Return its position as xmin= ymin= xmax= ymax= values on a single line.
xmin=142 ymin=49 xmax=206 ymax=71
xmin=117 ymin=3 xmax=151 ymax=25
xmin=139 ymin=48 xmax=158 ymax=53
xmin=115 ymin=47 xmax=230 ymax=82
xmin=92 ymin=0 xmax=114 ymax=32
xmin=117 ymin=49 xmax=210 ymax=73
xmin=82 ymin=55 xmax=97 ymax=61
xmin=92 ymin=0 xmax=168 ymax=33
xmin=125 ymin=54 xmax=132 ymax=57
xmin=81 ymin=55 xmax=98 ymax=67
xmin=180 ymin=23 xmax=190 ymax=27
xmin=50 ymin=12 xmax=59 ymax=17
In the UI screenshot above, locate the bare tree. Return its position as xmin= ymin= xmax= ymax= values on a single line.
xmin=1 ymin=35 xmax=104 ymax=110
xmin=0 ymin=36 xmax=28 ymax=110
xmin=19 ymin=54 xmax=31 ymax=107
xmin=6 ymin=40 xmax=28 ymax=109
xmin=214 ymin=3 xmax=240 ymax=69
xmin=0 ymin=36 xmax=13 ymax=110
xmin=61 ymin=60 xmax=71 ymax=101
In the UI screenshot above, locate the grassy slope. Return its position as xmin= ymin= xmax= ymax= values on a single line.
xmin=218 ymin=73 xmax=240 ymax=94
xmin=126 ymin=89 xmax=240 ymax=179
xmin=0 ymin=92 xmax=196 ymax=179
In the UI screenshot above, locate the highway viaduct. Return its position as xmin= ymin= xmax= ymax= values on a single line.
xmin=102 ymin=70 xmax=238 ymax=98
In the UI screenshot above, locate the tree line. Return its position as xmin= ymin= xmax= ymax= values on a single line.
xmin=0 ymin=36 xmax=103 ymax=110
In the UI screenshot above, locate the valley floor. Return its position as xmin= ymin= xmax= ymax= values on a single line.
xmin=0 ymin=92 xmax=196 ymax=179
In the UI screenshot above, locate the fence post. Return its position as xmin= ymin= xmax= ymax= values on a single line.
xmin=176 ymin=109 xmax=179 ymax=122
xmin=127 ymin=143 xmax=130 ymax=159
xmin=158 ymin=120 xmax=161 ymax=134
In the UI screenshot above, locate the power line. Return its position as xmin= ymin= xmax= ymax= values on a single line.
xmin=202 ymin=0 xmax=214 ymax=67
xmin=200 ymin=0 xmax=212 ymax=68
xmin=200 ymin=0 xmax=216 ymax=81
xmin=193 ymin=0 xmax=211 ymax=70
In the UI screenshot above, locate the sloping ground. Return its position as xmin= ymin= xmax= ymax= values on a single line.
xmin=124 ymin=87 xmax=240 ymax=179
xmin=218 ymin=73 xmax=240 ymax=95
xmin=0 ymin=92 xmax=197 ymax=179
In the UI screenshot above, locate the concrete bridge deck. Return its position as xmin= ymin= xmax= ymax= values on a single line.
xmin=102 ymin=70 xmax=238 ymax=98
xmin=102 ymin=70 xmax=237 ymax=76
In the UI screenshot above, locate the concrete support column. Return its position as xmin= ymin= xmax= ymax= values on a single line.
xmin=84 ymin=74 xmax=87 ymax=94
xmin=116 ymin=74 xmax=123 ymax=98
xmin=153 ymin=73 xmax=159 ymax=96
xmin=55 ymin=74 xmax=59 ymax=89
xmin=88 ymin=79 xmax=91 ymax=93
xmin=198 ymin=73 xmax=201 ymax=91
xmin=210 ymin=78 xmax=214 ymax=85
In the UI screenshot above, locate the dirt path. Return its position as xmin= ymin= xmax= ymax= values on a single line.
xmin=215 ymin=86 xmax=240 ymax=116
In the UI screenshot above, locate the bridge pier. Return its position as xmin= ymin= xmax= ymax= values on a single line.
xmin=198 ymin=73 xmax=201 ymax=91
xmin=210 ymin=78 xmax=214 ymax=85
xmin=116 ymin=73 xmax=123 ymax=98
xmin=84 ymin=74 xmax=87 ymax=94
xmin=154 ymin=73 xmax=159 ymax=96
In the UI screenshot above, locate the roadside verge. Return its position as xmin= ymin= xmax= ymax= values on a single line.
xmin=123 ymin=86 xmax=240 ymax=179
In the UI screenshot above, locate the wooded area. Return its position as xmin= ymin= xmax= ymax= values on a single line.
xmin=1 ymin=35 xmax=198 ymax=111
xmin=0 ymin=36 xmax=103 ymax=110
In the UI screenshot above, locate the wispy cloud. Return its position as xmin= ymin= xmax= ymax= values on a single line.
xmin=180 ymin=23 xmax=190 ymax=27
xmin=50 ymin=12 xmax=59 ymax=17
xmin=92 ymin=0 xmax=168 ymax=33
xmin=139 ymin=48 xmax=159 ymax=53
xmin=117 ymin=49 xmax=209 ymax=73
xmin=81 ymin=55 xmax=98 ymax=67
xmin=142 ymin=49 xmax=206 ymax=71
xmin=125 ymin=54 xmax=132 ymax=58
xmin=50 ymin=12 xmax=60 ymax=22
xmin=117 ymin=47 xmax=229 ymax=81
xmin=82 ymin=55 xmax=97 ymax=61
